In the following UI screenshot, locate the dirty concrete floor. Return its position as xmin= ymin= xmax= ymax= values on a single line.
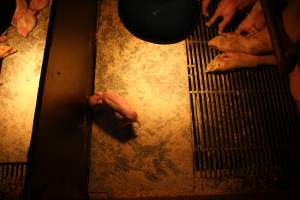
xmin=0 ymin=2 xmax=52 ymax=162
xmin=89 ymin=0 xmax=194 ymax=198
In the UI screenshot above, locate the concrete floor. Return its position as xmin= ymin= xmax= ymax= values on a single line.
xmin=0 ymin=2 xmax=52 ymax=199
xmin=89 ymin=0 xmax=194 ymax=198
xmin=0 ymin=1 xmax=52 ymax=162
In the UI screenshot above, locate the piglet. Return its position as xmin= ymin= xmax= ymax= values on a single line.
xmin=30 ymin=0 xmax=49 ymax=11
xmin=201 ymin=0 xmax=212 ymax=17
xmin=0 ymin=35 xmax=8 ymax=42
xmin=0 ymin=45 xmax=17 ymax=59
xmin=208 ymin=29 xmax=272 ymax=55
xmin=206 ymin=0 xmax=256 ymax=34
xmin=235 ymin=0 xmax=265 ymax=34
xmin=206 ymin=52 xmax=276 ymax=72
xmin=13 ymin=0 xmax=37 ymax=37
xmin=89 ymin=91 xmax=139 ymax=128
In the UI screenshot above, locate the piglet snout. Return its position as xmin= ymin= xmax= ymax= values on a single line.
xmin=88 ymin=92 xmax=104 ymax=107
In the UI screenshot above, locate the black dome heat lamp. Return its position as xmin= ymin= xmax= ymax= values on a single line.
xmin=118 ymin=0 xmax=199 ymax=44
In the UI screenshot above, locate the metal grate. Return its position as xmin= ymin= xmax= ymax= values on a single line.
xmin=187 ymin=2 xmax=300 ymax=178
xmin=0 ymin=162 xmax=27 ymax=185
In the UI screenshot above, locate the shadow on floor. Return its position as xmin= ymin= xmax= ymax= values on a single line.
xmin=93 ymin=109 xmax=137 ymax=143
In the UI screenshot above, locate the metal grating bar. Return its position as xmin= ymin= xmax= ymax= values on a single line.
xmin=0 ymin=162 xmax=27 ymax=185
xmin=187 ymin=2 xmax=300 ymax=178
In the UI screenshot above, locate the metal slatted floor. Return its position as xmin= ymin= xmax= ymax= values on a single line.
xmin=0 ymin=162 xmax=27 ymax=185
xmin=187 ymin=2 xmax=300 ymax=178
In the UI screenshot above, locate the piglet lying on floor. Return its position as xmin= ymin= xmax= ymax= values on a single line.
xmin=0 ymin=44 xmax=17 ymax=59
xmin=13 ymin=0 xmax=49 ymax=37
xmin=89 ymin=91 xmax=139 ymax=129
xmin=0 ymin=35 xmax=17 ymax=59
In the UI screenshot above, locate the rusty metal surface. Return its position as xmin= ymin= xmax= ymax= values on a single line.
xmin=0 ymin=2 xmax=52 ymax=162
xmin=89 ymin=0 xmax=194 ymax=198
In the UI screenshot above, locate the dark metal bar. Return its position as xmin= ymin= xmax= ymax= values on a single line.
xmin=193 ymin=46 xmax=205 ymax=153
xmin=222 ymin=73 xmax=234 ymax=175
xmin=190 ymin=37 xmax=204 ymax=176
xmin=214 ymin=74 xmax=227 ymax=174
xmin=260 ymin=0 xmax=297 ymax=73
xmin=246 ymin=72 xmax=264 ymax=169
xmin=235 ymin=71 xmax=249 ymax=171
xmin=194 ymin=43 xmax=207 ymax=150
xmin=0 ymin=165 xmax=3 ymax=184
xmin=187 ymin=41 xmax=201 ymax=171
xmin=243 ymin=72 xmax=258 ymax=170
xmin=196 ymin=41 xmax=209 ymax=150
xmin=24 ymin=0 xmax=97 ymax=198
xmin=197 ymin=41 xmax=210 ymax=176
xmin=207 ymin=23 xmax=224 ymax=175
xmin=220 ymin=77 xmax=232 ymax=175
xmin=195 ymin=40 xmax=208 ymax=175
xmin=252 ymin=71 xmax=267 ymax=168
xmin=268 ymin=69 xmax=281 ymax=166
xmin=204 ymin=11 xmax=222 ymax=176
xmin=205 ymin=50 xmax=219 ymax=177
xmin=263 ymin=68 xmax=283 ymax=166
xmin=226 ymin=72 xmax=238 ymax=171
xmin=198 ymin=16 xmax=213 ymax=176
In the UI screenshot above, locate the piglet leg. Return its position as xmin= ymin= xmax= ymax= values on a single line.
xmin=235 ymin=0 xmax=265 ymax=34
xmin=201 ymin=0 xmax=212 ymax=17
xmin=13 ymin=0 xmax=37 ymax=37
xmin=0 ymin=35 xmax=8 ymax=42
xmin=206 ymin=0 xmax=256 ymax=34
xmin=208 ymin=29 xmax=272 ymax=55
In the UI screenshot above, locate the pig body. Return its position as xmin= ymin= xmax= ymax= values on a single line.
xmin=12 ymin=0 xmax=37 ymax=37
xmin=201 ymin=0 xmax=212 ymax=16
xmin=208 ymin=28 xmax=272 ymax=54
xmin=205 ymin=0 xmax=256 ymax=33
xmin=89 ymin=91 xmax=139 ymax=128
xmin=235 ymin=0 xmax=265 ymax=34
xmin=206 ymin=52 xmax=276 ymax=72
